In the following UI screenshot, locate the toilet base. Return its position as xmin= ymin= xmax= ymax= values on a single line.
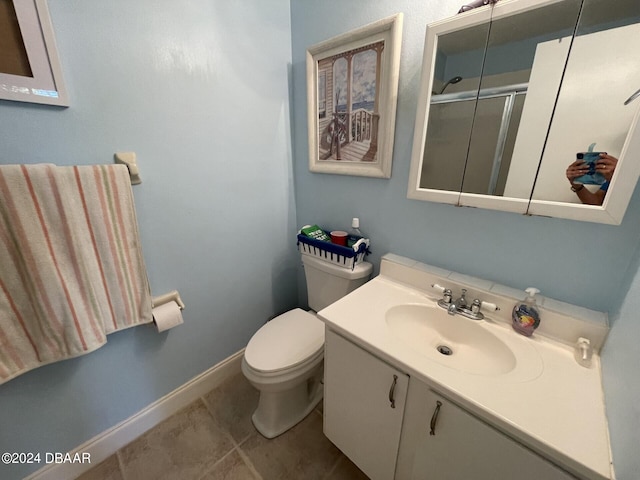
xmin=247 ymin=364 xmax=324 ymax=439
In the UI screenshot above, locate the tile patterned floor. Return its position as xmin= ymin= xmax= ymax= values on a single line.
xmin=76 ymin=372 xmax=368 ymax=480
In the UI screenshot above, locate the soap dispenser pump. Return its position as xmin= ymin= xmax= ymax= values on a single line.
xmin=512 ymin=287 xmax=541 ymax=337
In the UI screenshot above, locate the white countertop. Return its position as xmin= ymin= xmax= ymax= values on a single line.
xmin=318 ymin=274 xmax=612 ymax=480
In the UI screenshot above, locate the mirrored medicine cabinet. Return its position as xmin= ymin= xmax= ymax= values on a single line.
xmin=407 ymin=0 xmax=640 ymax=224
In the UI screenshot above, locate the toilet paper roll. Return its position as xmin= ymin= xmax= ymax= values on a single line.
xmin=152 ymin=301 xmax=184 ymax=332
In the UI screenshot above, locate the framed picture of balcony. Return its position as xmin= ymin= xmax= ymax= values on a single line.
xmin=306 ymin=14 xmax=403 ymax=178
xmin=0 ymin=0 xmax=68 ymax=106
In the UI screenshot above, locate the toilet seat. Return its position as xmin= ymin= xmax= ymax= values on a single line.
xmin=244 ymin=308 xmax=325 ymax=374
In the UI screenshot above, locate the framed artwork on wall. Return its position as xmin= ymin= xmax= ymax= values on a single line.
xmin=0 ymin=0 xmax=68 ymax=107
xmin=306 ymin=14 xmax=403 ymax=178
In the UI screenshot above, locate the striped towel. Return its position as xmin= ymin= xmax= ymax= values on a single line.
xmin=0 ymin=164 xmax=152 ymax=384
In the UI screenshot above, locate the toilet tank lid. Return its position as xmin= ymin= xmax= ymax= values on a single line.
xmin=301 ymin=254 xmax=373 ymax=280
xmin=245 ymin=308 xmax=325 ymax=373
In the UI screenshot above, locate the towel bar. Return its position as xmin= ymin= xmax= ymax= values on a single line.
xmin=114 ymin=152 xmax=141 ymax=185
xmin=152 ymin=290 xmax=185 ymax=310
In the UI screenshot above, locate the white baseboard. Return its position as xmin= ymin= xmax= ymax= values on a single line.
xmin=25 ymin=349 xmax=244 ymax=480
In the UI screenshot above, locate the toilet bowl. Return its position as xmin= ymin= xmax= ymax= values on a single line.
xmin=242 ymin=308 xmax=325 ymax=438
xmin=243 ymin=254 xmax=372 ymax=438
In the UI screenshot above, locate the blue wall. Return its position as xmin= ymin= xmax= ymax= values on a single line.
xmin=289 ymin=0 xmax=640 ymax=478
xmin=0 ymin=1 xmax=295 ymax=478
xmin=602 ymin=248 xmax=640 ymax=480
xmin=1 ymin=0 xmax=639 ymax=478
xmin=290 ymin=0 xmax=640 ymax=313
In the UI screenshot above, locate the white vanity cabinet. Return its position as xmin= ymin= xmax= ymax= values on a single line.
xmin=404 ymin=386 xmax=577 ymax=480
xmin=324 ymin=329 xmax=578 ymax=480
xmin=324 ymin=329 xmax=409 ymax=480
xmin=319 ymin=257 xmax=612 ymax=480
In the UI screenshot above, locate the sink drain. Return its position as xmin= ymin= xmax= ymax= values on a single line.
xmin=437 ymin=345 xmax=453 ymax=356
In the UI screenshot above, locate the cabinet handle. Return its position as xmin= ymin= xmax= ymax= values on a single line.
xmin=429 ymin=400 xmax=443 ymax=436
xmin=388 ymin=375 xmax=398 ymax=408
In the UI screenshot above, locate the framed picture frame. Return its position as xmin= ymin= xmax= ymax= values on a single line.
xmin=306 ymin=14 xmax=403 ymax=178
xmin=0 ymin=0 xmax=68 ymax=107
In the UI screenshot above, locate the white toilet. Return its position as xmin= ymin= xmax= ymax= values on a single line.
xmin=242 ymin=253 xmax=372 ymax=438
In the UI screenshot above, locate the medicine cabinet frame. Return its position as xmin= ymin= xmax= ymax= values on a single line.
xmin=407 ymin=0 xmax=640 ymax=225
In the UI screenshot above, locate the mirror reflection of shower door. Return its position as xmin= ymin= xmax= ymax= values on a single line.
xmin=419 ymin=20 xmax=490 ymax=195
xmin=461 ymin=93 xmax=525 ymax=196
xmin=420 ymin=100 xmax=476 ymax=192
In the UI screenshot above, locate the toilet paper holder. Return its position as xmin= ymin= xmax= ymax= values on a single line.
xmin=152 ymin=290 xmax=185 ymax=310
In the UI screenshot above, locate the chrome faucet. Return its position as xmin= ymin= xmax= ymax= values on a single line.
xmin=432 ymin=284 xmax=500 ymax=321
xmin=447 ymin=289 xmax=468 ymax=315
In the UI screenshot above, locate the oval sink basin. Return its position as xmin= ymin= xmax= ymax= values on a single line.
xmin=386 ymin=304 xmax=524 ymax=377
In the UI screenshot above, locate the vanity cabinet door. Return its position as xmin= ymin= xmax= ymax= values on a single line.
xmin=324 ymin=329 xmax=409 ymax=480
xmin=411 ymin=389 xmax=577 ymax=480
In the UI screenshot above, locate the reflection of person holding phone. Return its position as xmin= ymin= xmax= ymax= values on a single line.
xmin=566 ymin=153 xmax=618 ymax=205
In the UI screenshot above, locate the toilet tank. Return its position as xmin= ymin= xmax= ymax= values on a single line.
xmin=301 ymin=254 xmax=373 ymax=312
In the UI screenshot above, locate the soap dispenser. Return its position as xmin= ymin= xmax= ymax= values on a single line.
xmin=512 ymin=288 xmax=541 ymax=337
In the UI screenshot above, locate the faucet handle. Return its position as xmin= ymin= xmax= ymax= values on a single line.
xmin=443 ymin=289 xmax=452 ymax=304
xmin=480 ymin=300 xmax=500 ymax=312
xmin=431 ymin=284 xmax=452 ymax=304
xmin=471 ymin=299 xmax=481 ymax=314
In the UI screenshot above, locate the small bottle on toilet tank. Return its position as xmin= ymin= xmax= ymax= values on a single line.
xmin=348 ymin=218 xmax=363 ymax=247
